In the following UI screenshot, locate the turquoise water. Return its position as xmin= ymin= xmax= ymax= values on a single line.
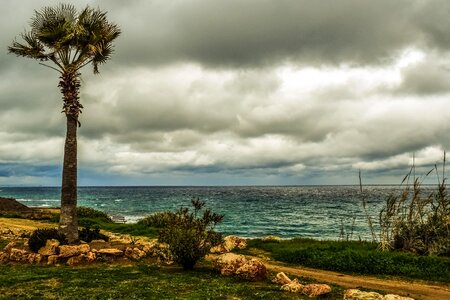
xmin=0 ymin=185 xmax=408 ymax=239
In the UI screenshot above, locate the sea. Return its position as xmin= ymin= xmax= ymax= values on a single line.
xmin=0 ymin=185 xmax=422 ymax=240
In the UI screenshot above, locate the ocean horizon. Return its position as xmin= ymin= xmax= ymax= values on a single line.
xmin=0 ymin=185 xmax=429 ymax=240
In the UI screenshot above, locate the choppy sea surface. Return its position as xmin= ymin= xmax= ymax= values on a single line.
xmin=0 ymin=185 xmax=425 ymax=240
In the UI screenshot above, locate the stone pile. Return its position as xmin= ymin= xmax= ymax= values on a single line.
xmin=272 ymin=272 xmax=332 ymax=297
xmin=0 ymin=237 xmax=174 ymax=266
xmin=213 ymin=253 xmax=267 ymax=281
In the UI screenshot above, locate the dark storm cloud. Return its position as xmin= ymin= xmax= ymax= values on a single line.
xmin=108 ymin=0 xmax=419 ymax=67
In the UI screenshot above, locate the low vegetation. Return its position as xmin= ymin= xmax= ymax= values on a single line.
xmin=244 ymin=238 xmax=450 ymax=283
xmin=156 ymin=198 xmax=224 ymax=270
xmin=378 ymin=154 xmax=450 ymax=256
xmin=0 ymin=264 xmax=342 ymax=299
xmin=28 ymin=228 xmax=68 ymax=253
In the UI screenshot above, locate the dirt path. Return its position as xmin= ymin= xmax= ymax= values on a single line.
xmin=264 ymin=261 xmax=450 ymax=300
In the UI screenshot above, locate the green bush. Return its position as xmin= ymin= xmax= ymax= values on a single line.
xmin=77 ymin=207 xmax=113 ymax=223
xmin=138 ymin=212 xmax=176 ymax=228
xmin=79 ymin=226 xmax=109 ymax=242
xmin=156 ymin=198 xmax=224 ymax=270
xmin=28 ymin=228 xmax=68 ymax=253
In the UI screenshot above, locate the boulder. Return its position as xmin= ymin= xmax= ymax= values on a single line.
xmin=235 ymin=258 xmax=267 ymax=281
xmin=211 ymin=236 xmax=247 ymax=253
xmin=384 ymin=295 xmax=415 ymax=300
xmin=125 ymin=247 xmax=146 ymax=260
xmin=344 ymin=289 xmax=415 ymax=300
xmin=59 ymin=244 xmax=90 ymax=258
xmin=213 ymin=253 xmax=247 ymax=276
xmin=86 ymin=251 xmax=96 ymax=262
xmin=38 ymin=239 xmax=60 ymax=256
xmin=272 ymin=272 xmax=292 ymax=285
xmin=281 ymin=279 xmax=304 ymax=293
xmin=97 ymin=248 xmax=123 ymax=256
xmin=213 ymin=253 xmax=267 ymax=281
xmin=344 ymin=289 xmax=384 ymax=300
xmin=47 ymin=255 xmax=59 ymax=265
xmin=224 ymin=235 xmax=247 ymax=251
xmin=28 ymin=253 xmax=43 ymax=264
xmin=301 ymin=284 xmax=332 ymax=297
xmin=9 ymin=248 xmax=30 ymax=262
xmin=67 ymin=254 xmax=88 ymax=266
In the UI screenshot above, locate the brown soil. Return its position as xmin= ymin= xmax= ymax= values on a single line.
xmin=265 ymin=261 xmax=450 ymax=300
xmin=0 ymin=198 xmax=32 ymax=212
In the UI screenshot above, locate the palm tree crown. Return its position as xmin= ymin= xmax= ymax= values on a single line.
xmin=9 ymin=3 xmax=120 ymax=74
xmin=8 ymin=4 xmax=120 ymax=243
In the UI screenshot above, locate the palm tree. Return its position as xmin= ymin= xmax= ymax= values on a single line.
xmin=8 ymin=4 xmax=120 ymax=243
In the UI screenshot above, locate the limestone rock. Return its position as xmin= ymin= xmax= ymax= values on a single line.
xmin=214 ymin=253 xmax=267 ymax=281
xmin=262 ymin=235 xmax=282 ymax=242
xmin=235 ymin=258 xmax=267 ymax=281
xmin=47 ymin=255 xmax=59 ymax=265
xmin=272 ymin=272 xmax=292 ymax=285
xmin=301 ymin=284 xmax=332 ymax=297
xmin=344 ymin=289 xmax=415 ymax=300
xmin=59 ymin=244 xmax=90 ymax=258
xmin=384 ymin=295 xmax=415 ymax=300
xmin=67 ymin=254 xmax=87 ymax=266
xmin=4 ymin=241 xmax=16 ymax=252
xmin=97 ymin=248 xmax=123 ymax=256
xmin=281 ymin=279 xmax=304 ymax=293
xmin=38 ymin=239 xmax=60 ymax=256
xmin=344 ymin=289 xmax=384 ymax=300
xmin=9 ymin=248 xmax=30 ymax=262
xmin=224 ymin=235 xmax=247 ymax=251
xmin=125 ymin=247 xmax=146 ymax=260
xmin=86 ymin=251 xmax=96 ymax=262
xmin=214 ymin=253 xmax=247 ymax=276
xmin=0 ymin=251 xmax=10 ymax=263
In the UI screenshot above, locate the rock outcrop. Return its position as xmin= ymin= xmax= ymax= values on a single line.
xmin=59 ymin=244 xmax=90 ymax=258
xmin=344 ymin=289 xmax=415 ymax=300
xmin=210 ymin=235 xmax=247 ymax=253
xmin=274 ymin=272 xmax=332 ymax=297
xmin=214 ymin=253 xmax=267 ymax=281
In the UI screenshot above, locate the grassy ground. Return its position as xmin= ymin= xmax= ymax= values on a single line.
xmin=241 ymin=238 xmax=450 ymax=283
xmin=0 ymin=262 xmax=344 ymax=299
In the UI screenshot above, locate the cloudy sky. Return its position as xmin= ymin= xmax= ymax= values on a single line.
xmin=1 ymin=0 xmax=450 ymax=186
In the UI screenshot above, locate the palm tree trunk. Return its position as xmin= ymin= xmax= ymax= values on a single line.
xmin=59 ymin=71 xmax=81 ymax=243
xmin=59 ymin=115 xmax=79 ymax=243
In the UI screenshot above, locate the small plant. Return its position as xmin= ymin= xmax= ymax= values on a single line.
xmin=78 ymin=226 xmax=109 ymax=243
xmin=157 ymin=198 xmax=224 ymax=270
xmin=28 ymin=228 xmax=68 ymax=253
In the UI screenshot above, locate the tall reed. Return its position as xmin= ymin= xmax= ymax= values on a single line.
xmin=378 ymin=153 xmax=450 ymax=256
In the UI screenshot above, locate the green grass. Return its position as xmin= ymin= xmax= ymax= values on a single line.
xmin=0 ymin=263 xmax=343 ymax=299
xmin=77 ymin=217 xmax=157 ymax=238
xmin=244 ymin=238 xmax=450 ymax=283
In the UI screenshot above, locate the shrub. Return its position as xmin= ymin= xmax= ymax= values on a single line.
xmin=138 ymin=212 xmax=176 ymax=228
xmin=77 ymin=207 xmax=113 ymax=223
xmin=156 ymin=198 xmax=224 ymax=270
xmin=379 ymin=154 xmax=450 ymax=256
xmin=79 ymin=226 xmax=109 ymax=242
xmin=28 ymin=228 xmax=67 ymax=253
